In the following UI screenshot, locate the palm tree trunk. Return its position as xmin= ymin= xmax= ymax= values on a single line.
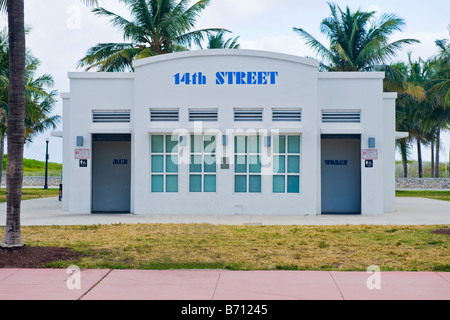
xmin=0 ymin=135 xmax=4 ymax=191
xmin=400 ymin=139 xmax=408 ymax=178
xmin=417 ymin=139 xmax=423 ymax=178
xmin=435 ymin=127 xmax=441 ymax=178
xmin=431 ymin=141 xmax=435 ymax=178
xmin=1 ymin=0 xmax=25 ymax=248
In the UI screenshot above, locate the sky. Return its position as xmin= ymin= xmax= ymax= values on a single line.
xmin=0 ymin=0 xmax=449 ymax=165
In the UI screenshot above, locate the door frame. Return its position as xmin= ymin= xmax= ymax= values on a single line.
xmin=91 ymin=133 xmax=132 ymax=213
xmin=320 ymin=134 xmax=361 ymax=214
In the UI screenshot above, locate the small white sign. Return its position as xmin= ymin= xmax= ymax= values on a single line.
xmin=74 ymin=149 xmax=90 ymax=159
xmin=362 ymin=149 xmax=378 ymax=160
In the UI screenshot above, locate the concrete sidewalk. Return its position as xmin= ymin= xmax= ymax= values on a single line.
xmin=0 ymin=196 xmax=449 ymax=301
xmin=0 ymin=269 xmax=449 ymax=300
xmin=1 ymin=196 xmax=449 ymax=226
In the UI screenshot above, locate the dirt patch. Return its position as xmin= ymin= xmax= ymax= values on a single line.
xmin=431 ymin=229 xmax=450 ymax=236
xmin=0 ymin=246 xmax=82 ymax=268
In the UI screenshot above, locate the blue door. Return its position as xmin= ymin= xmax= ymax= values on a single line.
xmin=92 ymin=134 xmax=131 ymax=213
xmin=321 ymin=135 xmax=361 ymax=214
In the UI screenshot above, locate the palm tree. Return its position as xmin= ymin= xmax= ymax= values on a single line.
xmin=0 ymin=0 xmax=98 ymax=248
xmin=201 ymin=31 xmax=240 ymax=49
xmin=78 ymin=0 xmax=227 ymax=72
xmin=425 ymin=29 xmax=450 ymax=177
xmin=293 ymin=2 xmax=419 ymax=72
xmin=0 ymin=55 xmax=60 ymax=190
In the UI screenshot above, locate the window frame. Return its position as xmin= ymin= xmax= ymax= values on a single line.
xmin=272 ymin=134 xmax=301 ymax=194
xmin=150 ymin=134 xmax=179 ymax=193
xmin=233 ymin=134 xmax=262 ymax=194
xmin=189 ymin=133 xmax=218 ymax=193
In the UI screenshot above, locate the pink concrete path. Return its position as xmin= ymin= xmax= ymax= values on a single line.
xmin=0 ymin=269 xmax=449 ymax=300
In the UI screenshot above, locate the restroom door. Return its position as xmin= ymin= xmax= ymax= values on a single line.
xmin=321 ymin=135 xmax=361 ymax=214
xmin=92 ymin=134 xmax=131 ymax=213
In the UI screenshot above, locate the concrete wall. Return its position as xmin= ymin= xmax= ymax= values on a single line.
xmin=63 ymin=50 xmax=395 ymax=215
xmin=317 ymin=72 xmax=386 ymax=214
xmin=133 ymin=50 xmax=320 ymax=215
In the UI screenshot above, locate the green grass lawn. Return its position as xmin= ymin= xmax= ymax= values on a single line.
xmin=396 ymin=190 xmax=450 ymax=201
xmin=4 ymin=224 xmax=448 ymax=271
xmin=0 ymin=188 xmax=59 ymax=203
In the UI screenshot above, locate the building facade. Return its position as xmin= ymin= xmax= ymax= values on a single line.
xmin=61 ymin=49 xmax=398 ymax=215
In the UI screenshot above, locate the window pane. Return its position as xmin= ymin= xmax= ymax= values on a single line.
xmin=273 ymin=155 xmax=285 ymax=173
xmin=166 ymin=155 xmax=178 ymax=173
xmin=235 ymin=175 xmax=247 ymax=193
xmin=151 ymin=175 xmax=163 ymax=192
xmin=166 ymin=135 xmax=178 ymax=153
xmin=287 ymin=156 xmax=299 ymax=173
xmin=204 ymin=135 xmax=216 ymax=153
xmin=288 ymin=136 xmax=300 ymax=153
xmin=287 ymin=175 xmax=300 ymax=193
xmin=248 ymin=135 xmax=260 ymax=153
xmin=273 ymin=175 xmax=285 ymax=193
xmin=151 ymin=135 xmax=164 ymax=153
xmin=204 ymin=175 xmax=216 ymax=192
xmin=166 ymin=175 xmax=178 ymax=192
xmin=249 ymin=175 xmax=261 ymax=193
xmin=235 ymin=155 xmax=247 ymax=173
xmin=273 ymin=135 xmax=286 ymax=153
xmin=191 ymin=135 xmax=202 ymax=153
xmin=235 ymin=136 xmax=247 ymax=153
xmin=204 ymin=155 xmax=216 ymax=173
xmin=190 ymin=155 xmax=202 ymax=172
xmin=151 ymin=155 xmax=164 ymax=172
xmin=189 ymin=175 xmax=202 ymax=192
xmin=249 ymin=155 xmax=261 ymax=173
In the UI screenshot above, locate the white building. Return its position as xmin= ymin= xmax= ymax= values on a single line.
xmin=60 ymin=49 xmax=399 ymax=215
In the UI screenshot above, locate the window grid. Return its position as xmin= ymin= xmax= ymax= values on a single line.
xmin=151 ymin=135 xmax=179 ymax=193
xmin=234 ymin=135 xmax=261 ymax=193
xmin=272 ymin=135 xmax=300 ymax=193
xmin=189 ymin=134 xmax=217 ymax=193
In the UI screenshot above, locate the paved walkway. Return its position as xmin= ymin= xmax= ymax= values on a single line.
xmin=0 ymin=196 xmax=449 ymax=301
xmin=1 ymin=196 xmax=450 ymax=226
xmin=0 ymin=269 xmax=448 ymax=300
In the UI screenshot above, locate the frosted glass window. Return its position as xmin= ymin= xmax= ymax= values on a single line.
xmin=287 ymin=176 xmax=299 ymax=193
xmin=204 ymin=135 xmax=216 ymax=153
xmin=234 ymin=135 xmax=261 ymax=193
xmin=151 ymin=135 xmax=164 ymax=153
xmin=235 ymin=155 xmax=247 ymax=173
xmin=151 ymin=175 xmax=163 ymax=192
xmin=166 ymin=135 xmax=178 ymax=153
xmin=151 ymin=155 xmax=163 ymax=173
xmin=288 ymin=136 xmax=300 ymax=153
xmin=151 ymin=134 xmax=179 ymax=193
xmin=249 ymin=175 xmax=261 ymax=193
xmin=273 ymin=176 xmax=285 ymax=193
xmin=235 ymin=175 xmax=247 ymax=193
xmin=235 ymin=136 xmax=247 ymax=153
xmin=249 ymin=155 xmax=261 ymax=173
xmin=204 ymin=175 xmax=216 ymax=192
xmin=189 ymin=175 xmax=202 ymax=192
xmin=190 ymin=155 xmax=202 ymax=172
xmin=191 ymin=135 xmax=202 ymax=153
xmin=272 ymin=135 xmax=300 ymax=193
xmin=204 ymin=155 xmax=216 ymax=173
xmin=273 ymin=155 xmax=285 ymax=174
xmin=166 ymin=155 xmax=178 ymax=173
xmin=166 ymin=175 xmax=178 ymax=192
xmin=189 ymin=134 xmax=217 ymax=193
xmin=287 ymin=156 xmax=299 ymax=173
xmin=273 ymin=135 xmax=286 ymax=153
